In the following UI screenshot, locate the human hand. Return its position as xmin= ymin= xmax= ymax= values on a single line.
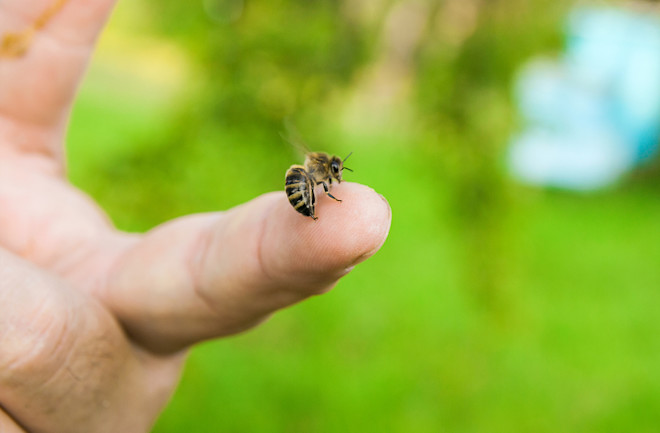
xmin=0 ymin=1 xmax=391 ymax=432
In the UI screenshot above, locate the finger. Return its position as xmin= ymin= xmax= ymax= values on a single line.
xmin=0 ymin=248 xmax=178 ymax=433
xmin=103 ymin=182 xmax=392 ymax=353
xmin=0 ymin=0 xmax=115 ymax=47
xmin=0 ymin=409 xmax=26 ymax=433
xmin=0 ymin=0 xmax=116 ymax=157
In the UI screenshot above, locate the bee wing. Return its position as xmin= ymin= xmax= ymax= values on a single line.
xmin=280 ymin=119 xmax=311 ymax=158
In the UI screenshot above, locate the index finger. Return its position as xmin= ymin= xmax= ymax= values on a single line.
xmin=0 ymin=0 xmax=116 ymax=157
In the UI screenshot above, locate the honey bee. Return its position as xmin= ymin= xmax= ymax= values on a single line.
xmin=285 ymin=152 xmax=353 ymax=220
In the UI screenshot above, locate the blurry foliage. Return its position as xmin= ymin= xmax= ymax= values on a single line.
xmin=153 ymin=0 xmax=368 ymax=129
xmin=412 ymin=0 xmax=570 ymax=308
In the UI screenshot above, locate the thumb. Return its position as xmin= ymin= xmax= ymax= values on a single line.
xmin=0 ymin=249 xmax=173 ymax=433
xmin=103 ymin=183 xmax=391 ymax=353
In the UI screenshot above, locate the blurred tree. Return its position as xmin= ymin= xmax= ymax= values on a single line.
xmin=412 ymin=0 xmax=570 ymax=312
xmin=149 ymin=0 xmax=369 ymax=131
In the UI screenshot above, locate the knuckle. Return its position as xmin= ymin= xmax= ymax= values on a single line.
xmin=0 ymin=294 xmax=72 ymax=388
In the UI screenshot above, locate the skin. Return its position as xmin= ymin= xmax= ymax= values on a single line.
xmin=0 ymin=1 xmax=392 ymax=432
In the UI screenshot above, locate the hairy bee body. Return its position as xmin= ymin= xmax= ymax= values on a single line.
xmin=285 ymin=165 xmax=317 ymax=219
xmin=285 ymin=152 xmax=352 ymax=220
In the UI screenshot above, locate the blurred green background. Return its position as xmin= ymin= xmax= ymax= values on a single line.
xmin=66 ymin=0 xmax=660 ymax=431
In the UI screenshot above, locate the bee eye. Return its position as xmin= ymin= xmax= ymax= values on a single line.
xmin=331 ymin=162 xmax=340 ymax=173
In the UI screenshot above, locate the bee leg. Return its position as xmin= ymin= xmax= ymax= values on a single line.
xmin=321 ymin=182 xmax=342 ymax=202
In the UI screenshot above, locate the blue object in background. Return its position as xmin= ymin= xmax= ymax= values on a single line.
xmin=508 ymin=5 xmax=660 ymax=190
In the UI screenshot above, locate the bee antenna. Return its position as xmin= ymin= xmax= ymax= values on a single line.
xmin=343 ymin=151 xmax=353 ymax=163
xmin=343 ymin=167 xmax=353 ymax=172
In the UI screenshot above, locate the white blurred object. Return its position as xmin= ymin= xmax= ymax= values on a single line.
xmin=508 ymin=5 xmax=660 ymax=190
xmin=510 ymin=128 xmax=634 ymax=190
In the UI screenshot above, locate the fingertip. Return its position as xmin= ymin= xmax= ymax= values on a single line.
xmin=262 ymin=182 xmax=391 ymax=286
xmin=319 ymin=182 xmax=391 ymax=266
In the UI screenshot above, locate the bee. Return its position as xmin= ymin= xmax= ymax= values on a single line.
xmin=285 ymin=152 xmax=353 ymax=220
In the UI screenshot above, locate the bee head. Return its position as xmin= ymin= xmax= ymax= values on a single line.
xmin=329 ymin=152 xmax=352 ymax=183
xmin=330 ymin=156 xmax=343 ymax=182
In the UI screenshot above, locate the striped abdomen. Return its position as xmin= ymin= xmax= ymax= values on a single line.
xmin=285 ymin=165 xmax=317 ymax=219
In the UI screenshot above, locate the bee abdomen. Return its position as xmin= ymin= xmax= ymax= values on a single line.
xmin=285 ymin=165 xmax=316 ymax=219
